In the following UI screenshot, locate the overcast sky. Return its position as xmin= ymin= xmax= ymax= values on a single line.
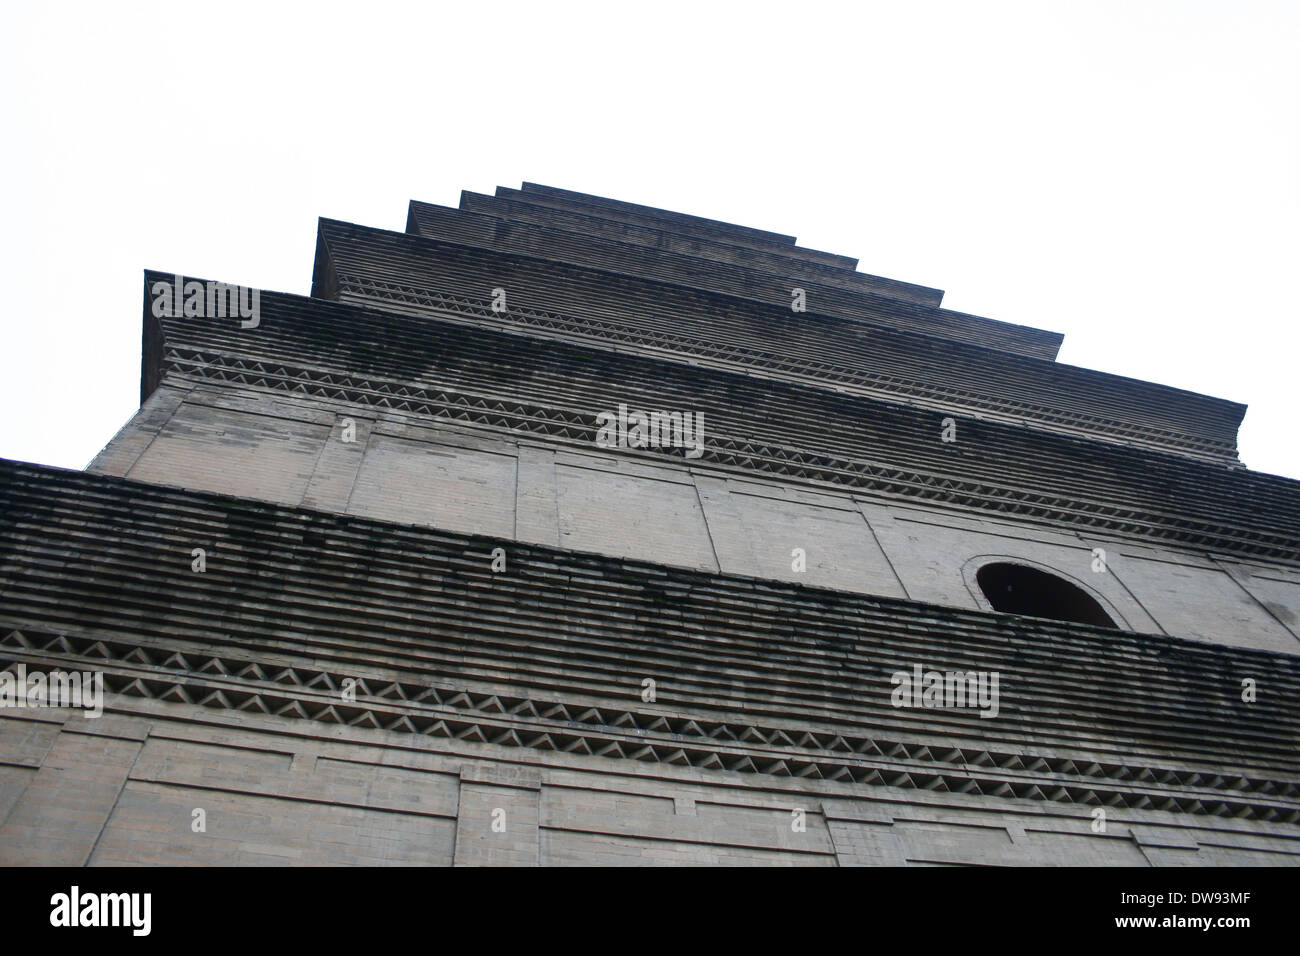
xmin=2 ymin=1 xmax=1296 ymax=481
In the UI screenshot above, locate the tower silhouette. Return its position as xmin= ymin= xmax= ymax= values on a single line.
xmin=2 ymin=184 xmax=1297 ymax=865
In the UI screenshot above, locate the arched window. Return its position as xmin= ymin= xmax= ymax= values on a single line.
xmin=975 ymin=562 xmax=1117 ymax=628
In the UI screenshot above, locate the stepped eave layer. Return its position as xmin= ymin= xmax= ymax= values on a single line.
xmin=5 ymin=183 xmax=1298 ymax=869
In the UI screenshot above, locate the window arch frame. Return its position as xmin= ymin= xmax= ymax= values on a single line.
xmin=960 ymin=554 xmax=1129 ymax=630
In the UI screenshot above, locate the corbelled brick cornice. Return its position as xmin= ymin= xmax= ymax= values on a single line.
xmin=141 ymin=275 xmax=1300 ymax=566
xmin=1 ymin=460 xmax=1297 ymax=823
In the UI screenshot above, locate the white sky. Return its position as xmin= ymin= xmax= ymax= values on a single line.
xmin=2 ymin=1 xmax=1296 ymax=480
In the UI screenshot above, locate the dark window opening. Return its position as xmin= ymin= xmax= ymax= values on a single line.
xmin=975 ymin=562 xmax=1117 ymax=628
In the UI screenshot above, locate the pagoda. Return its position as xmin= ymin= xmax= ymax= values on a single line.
xmin=1 ymin=184 xmax=1297 ymax=866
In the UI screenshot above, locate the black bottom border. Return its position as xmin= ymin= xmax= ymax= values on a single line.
xmin=0 ymin=865 xmax=1288 ymax=942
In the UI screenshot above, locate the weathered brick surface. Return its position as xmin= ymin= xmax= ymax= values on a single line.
xmin=0 ymin=702 xmax=1294 ymax=866
xmin=83 ymin=390 xmax=1300 ymax=653
xmin=6 ymin=185 xmax=1299 ymax=866
xmin=0 ymin=728 xmax=143 ymax=866
xmin=453 ymin=779 xmax=539 ymax=867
